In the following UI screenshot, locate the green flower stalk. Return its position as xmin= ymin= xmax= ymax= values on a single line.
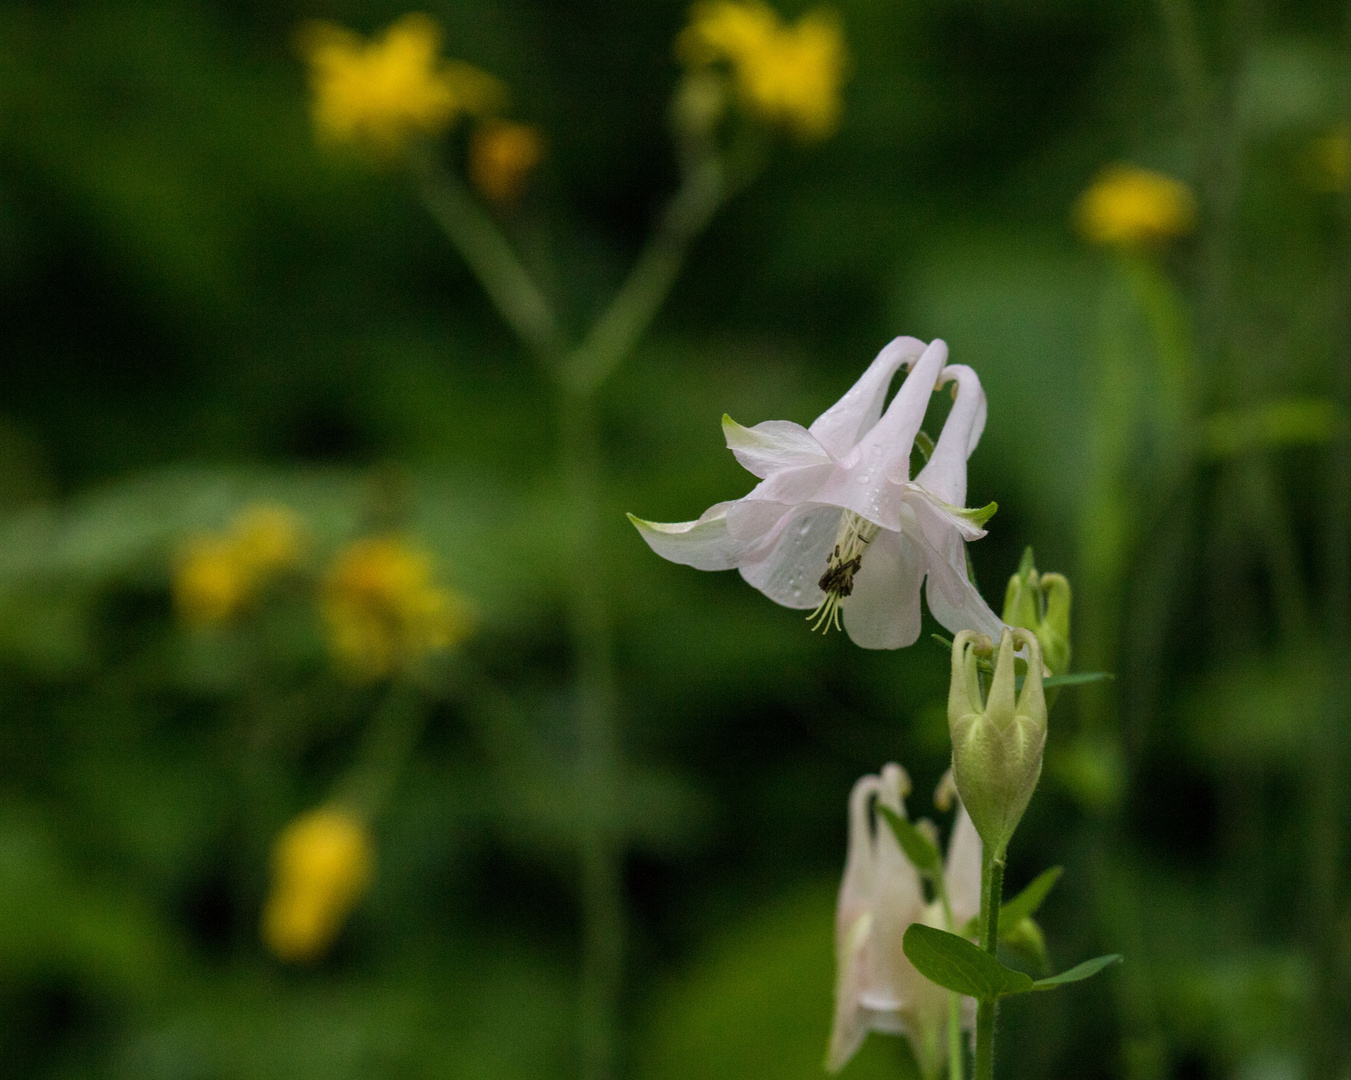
xmin=948 ymin=628 xmax=1048 ymax=859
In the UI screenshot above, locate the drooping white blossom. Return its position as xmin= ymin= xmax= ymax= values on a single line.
xmin=827 ymin=764 xmax=981 ymax=1075
xmin=629 ymin=337 xmax=1004 ymax=648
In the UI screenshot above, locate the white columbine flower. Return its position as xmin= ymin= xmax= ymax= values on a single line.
xmin=628 ymin=337 xmax=1003 ymax=648
xmin=828 ymin=764 xmax=982 ymax=1076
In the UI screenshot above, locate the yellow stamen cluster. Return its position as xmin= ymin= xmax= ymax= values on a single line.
xmin=299 ymin=13 xmax=504 ymax=153
xmin=322 ymin=536 xmax=474 ymax=681
xmin=174 ymin=504 xmax=306 ymax=626
xmin=261 ymin=806 xmax=373 ymax=964
xmin=810 ymin=510 xmax=878 ymax=633
xmin=677 ymin=1 xmax=846 ymax=140
xmin=470 ymin=120 xmax=546 ymax=204
xmin=1075 ymin=164 xmax=1197 ymax=249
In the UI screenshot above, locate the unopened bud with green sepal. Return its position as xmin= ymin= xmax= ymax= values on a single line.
xmin=1002 ymin=547 xmax=1072 ymax=677
xmin=948 ymin=628 xmax=1048 ymax=859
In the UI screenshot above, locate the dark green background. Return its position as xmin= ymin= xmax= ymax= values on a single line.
xmin=0 ymin=1 xmax=1347 ymax=1077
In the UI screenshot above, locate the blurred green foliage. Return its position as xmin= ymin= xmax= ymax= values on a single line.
xmin=0 ymin=0 xmax=1349 ymax=1078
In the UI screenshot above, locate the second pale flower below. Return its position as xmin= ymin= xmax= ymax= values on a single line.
xmin=828 ymin=764 xmax=981 ymax=1075
xmin=629 ymin=337 xmax=1004 ymax=648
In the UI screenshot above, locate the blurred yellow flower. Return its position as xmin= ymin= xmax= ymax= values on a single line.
xmin=299 ymin=13 xmax=505 ymax=153
xmin=262 ymin=806 xmax=373 ymax=964
xmin=678 ymin=1 xmax=846 ymax=140
xmin=322 ymin=536 xmax=474 ymax=680
xmin=1075 ymin=164 xmax=1197 ymax=249
xmin=470 ymin=120 xmax=545 ymax=204
xmin=174 ymin=503 xmax=306 ymax=626
xmin=1309 ymin=128 xmax=1351 ymax=193
xmin=231 ymin=504 xmax=307 ymax=575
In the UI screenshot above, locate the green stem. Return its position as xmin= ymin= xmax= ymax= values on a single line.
xmin=1076 ymin=264 xmax=1143 ymax=737
xmin=234 ymin=629 xmax=286 ymax=955
xmin=948 ymin=992 xmax=963 ymax=1080
xmin=981 ymin=855 xmax=1003 ymax=955
xmin=413 ymin=150 xmax=565 ymax=368
xmin=564 ymin=155 xmax=726 ymax=393
xmin=974 ymin=1002 xmax=995 ymax=1080
xmin=336 ymin=680 xmax=425 ymax=820
xmin=1154 ymin=0 xmax=1208 ymax=145
xmin=974 ymin=852 xmax=1004 ymax=1080
xmin=1308 ymin=7 xmax=1351 ymax=1067
xmin=416 ymin=126 xmax=741 ymax=1080
xmin=1119 ymin=252 xmax=1198 ymax=456
xmin=562 ymin=388 xmax=624 ymax=1080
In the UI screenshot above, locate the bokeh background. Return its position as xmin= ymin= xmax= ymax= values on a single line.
xmin=1 ymin=1 xmax=1349 ymax=1078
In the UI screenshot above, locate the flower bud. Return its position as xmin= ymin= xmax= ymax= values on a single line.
xmin=947 ymin=628 xmax=1047 ymax=858
xmin=1001 ymin=548 xmax=1071 ymax=676
xmin=469 ymin=120 xmax=545 ymax=205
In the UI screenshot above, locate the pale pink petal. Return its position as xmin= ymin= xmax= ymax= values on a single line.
xmin=840 ymin=528 xmax=925 ymax=650
xmin=628 ymin=502 xmax=754 ymax=571
xmin=722 ymin=416 xmax=832 ymax=478
xmin=740 ymin=460 xmax=836 ymax=506
xmin=837 ymin=774 xmax=884 ymax=940
xmin=811 ymin=341 xmax=949 ymax=531
xmin=944 ymin=805 xmax=983 ymax=926
xmin=739 ymin=504 xmax=841 ymax=609
xmin=905 ymin=483 xmax=988 ymax=542
xmin=826 ymin=981 xmax=871 ymax=1073
xmin=865 ymin=765 xmax=925 ymax=1008
xmin=724 ymin=498 xmax=793 ymax=541
xmin=829 ymin=773 xmax=885 ymax=1073
xmin=809 ymin=336 xmax=927 ymax=458
xmin=915 ymin=365 xmax=987 ymax=507
xmin=851 ymin=339 xmax=948 ymax=480
xmin=922 ymin=531 xmax=1006 ymax=641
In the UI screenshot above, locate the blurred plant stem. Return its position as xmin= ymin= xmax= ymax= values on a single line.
xmin=563 ymin=154 xmax=726 ymax=394
xmin=974 ymin=851 xmax=1004 ymax=1080
xmin=1306 ymin=7 xmax=1351 ymax=1073
xmin=1077 ymin=253 xmax=1196 ymax=745
xmin=946 ymin=989 xmax=962 ymax=1080
xmin=336 ymin=679 xmax=426 ymax=820
xmin=413 ymin=132 xmax=745 ymax=1080
xmin=415 ymin=153 xmax=564 ymax=368
xmin=1077 ymin=3 xmax=1262 ymax=1075
xmin=560 ymin=388 xmax=625 ymax=1080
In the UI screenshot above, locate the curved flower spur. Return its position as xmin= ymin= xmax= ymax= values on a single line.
xmin=628 ymin=337 xmax=1004 ymax=648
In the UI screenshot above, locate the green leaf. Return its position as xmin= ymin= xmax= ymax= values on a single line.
xmin=877 ymin=807 xmax=942 ymax=879
xmin=1032 ymin=954 xmax=1123 ymax=990
xmin=958 ymin=867 xmax=1063 ymax=941
xmin=902 ymin=924 xmax=1034 ymax=1002
xmin=1000 ymin=866 xmax=1063 ymax=926
xmin=1042 ymin=671 xmax=1114 ymax=688
xmin=1203 ymin=398 xmax=1345 ymax=459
